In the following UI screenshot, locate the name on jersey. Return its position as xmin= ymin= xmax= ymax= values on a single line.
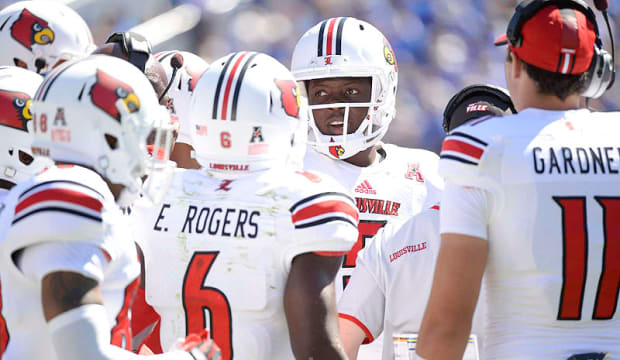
xmin=355 ymin=197 xmax=401 ymax=216
xmin=532 ymin=146 xmax=620 ymax=175
xmin=389 ymin=241 xmax=428 ymax=263
xmin=153 ymin=203 xmax=260 ymax=238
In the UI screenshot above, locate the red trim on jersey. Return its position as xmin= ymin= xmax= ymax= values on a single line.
xmin=291 ymin=200 xmax=359 ymax=224
xmin=313 ymin=251 xmax=347 ymax=257
xmin=110 ymin=277 xmax=140 ymax=350
xmin=338 ymin=313 xmax=374 ymax=344
xmin=441 ymin=139 xmax=484 ymax=159
xmin=15 ymin=188 xmax=103 ymax=215
xmin=221 ymin=52 xmax=249 ymax=120
xmin=430 ymin=205 xmax=440 ymax=210
xmin=325 ymin=17 xmax=339 ymax=55
xmin=131 ymin=287 xmax=163 ymax=354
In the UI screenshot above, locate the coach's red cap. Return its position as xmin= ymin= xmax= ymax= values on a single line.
xmin=494 ymin=5 xmax=596 ymax=75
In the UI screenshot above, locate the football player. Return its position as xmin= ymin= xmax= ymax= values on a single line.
xmin=130 ymin=52 xmax=358 ymax=360
xmin=129 ymin=51 xmax=209 ymax=353
xmin=0 ymin=66 xmax=51 ymax=203
xmin=338 ymin=84 xmax=516 ymax=360
xmin=0 ymin=55 xmax=217 ymax=360
xmin=156 ymin=50 xmax=209 ymax=169
xmin=290 ymin=17 xmax=443 ymax=358
xmin=417 ymin=1 xmax=620 ymax=359
xmin=0 ymin=1 xmax=95 ymax=73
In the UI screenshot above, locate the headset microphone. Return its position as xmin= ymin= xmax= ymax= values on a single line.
xmin=159 ymin=53 xmax=184 ymax=103
xmin=170 ymin=54 xmax=184 ymax=70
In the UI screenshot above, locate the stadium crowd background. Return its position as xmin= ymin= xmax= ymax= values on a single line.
xmin=4 ymin=0 xmax=618 ymax=152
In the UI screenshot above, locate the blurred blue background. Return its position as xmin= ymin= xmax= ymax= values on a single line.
xmin=3 ymin=0 xmax=618 ymax=152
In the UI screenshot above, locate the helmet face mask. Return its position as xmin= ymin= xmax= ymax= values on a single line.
xmin=31 ymin=56 xmax=174 ymax=206
xmin=291 ymin=18 xmax=398 ymax=160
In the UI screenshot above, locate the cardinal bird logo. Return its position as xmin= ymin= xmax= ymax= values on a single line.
xmin=328 ymin=138 xmax=345 ymax=158
xmin=274 ymin=79 xmax=301 ymax=118
xmin=10 ymin=8 xmax=55 ymax=50
xmin=0 ymin=89 xmax=33 ymax=131
xmin=383 ymin=37 xmax=397 ymax=72
xmin=89 ymin=69 xmax=141 ymax=121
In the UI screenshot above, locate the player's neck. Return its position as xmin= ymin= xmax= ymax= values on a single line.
xmin=518 ymin=93 xmax=581 ymax=112
xmin=343 ymin=144 xmax=383 ymax=167
xmin=106 ymin=181 xmax=124 ymax=202
xmin=514 ymin=76 xmax=581 ymax=112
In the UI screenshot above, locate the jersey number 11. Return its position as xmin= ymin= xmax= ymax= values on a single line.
xmin=554 ymin=196 xmax=620 ymax=321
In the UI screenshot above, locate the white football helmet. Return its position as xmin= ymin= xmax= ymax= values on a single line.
xmin=30 ymin=55 xmax=174 ymax=207
xmin=291 ymin=17 xmax=398 ymax=160
xmin=0 ymin=1 xmax=95 ymax=74
xmin=0 ymin=66 xmax=51 ymax=187
xmin=190 ymin=51 xmax=307 ymax=174
xmin=156 ymin=50 xmax=209 ymax=145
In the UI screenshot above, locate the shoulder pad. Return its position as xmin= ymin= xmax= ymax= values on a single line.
xmin=439 ymin=124 xmax=503 ymax=193
xmin=4 ymin=178 xmax=111 ymax=253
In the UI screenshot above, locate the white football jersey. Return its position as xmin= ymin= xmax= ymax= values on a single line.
xmin=439 ymin=108 xmax=620 ymax=359
xmin=304 ymin=144 xmax=442 ymax=360
xmin=130 ymin=167 xmax=358 ymax=360
xmin=339 ymin=206 xmax=485 ymax=359
xmin=0 ymin=165 xmax=140 ymax=360
xmin=304 ymin=144 xmax=443 ymax=298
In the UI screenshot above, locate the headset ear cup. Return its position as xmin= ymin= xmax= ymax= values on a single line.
xmin=582 ymin=46 xmax=614 ymax=99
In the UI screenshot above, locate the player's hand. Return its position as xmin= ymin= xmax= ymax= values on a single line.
xmin=178 ymin=329 xmax=221 ymax=360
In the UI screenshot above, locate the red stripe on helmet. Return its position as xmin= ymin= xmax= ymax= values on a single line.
xmin=325 ymin=18 xmax=339 ymax=56
xmin=221 ymin=51 xmax=249 ymax=120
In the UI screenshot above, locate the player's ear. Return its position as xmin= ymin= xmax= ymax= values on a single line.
xmin=510 ymin=51 xmax=523 ymax=80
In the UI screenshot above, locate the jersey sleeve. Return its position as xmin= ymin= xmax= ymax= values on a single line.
xmin=439 ymin=129 xmax=502 ymax=194
xmin=338 ymin=227 xmax=390 ymax=343
xmin=439 ymin=183 xmax=498 ymax=240
xmin=18 ymin=241 xmax=109 ymax=283
xmin=439 ymin=127 xmax=504 ymax=240
xmin=283 ymin=172 xmax=359 ymax=264
xmin=6 ymin=180 xmax=108 ymax=252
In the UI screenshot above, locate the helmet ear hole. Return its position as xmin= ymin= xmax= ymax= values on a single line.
xmin=13 ymin=58 xmax=27 ymax=69
xmin=105 ymin=134 xmax=119 ymax=150
xmin=18 ymin=150 xmax=34 ymax=165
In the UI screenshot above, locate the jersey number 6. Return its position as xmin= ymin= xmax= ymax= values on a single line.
xmin=183 ymin=251 xmax=233 ymax=359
